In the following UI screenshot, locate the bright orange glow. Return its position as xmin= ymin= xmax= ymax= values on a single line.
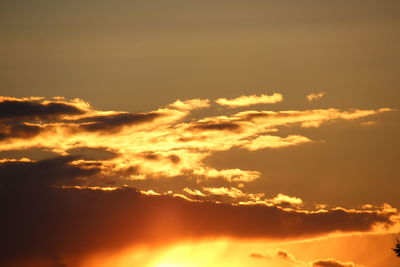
xmin=154 ymin=264 xmax=190 ymax=267
xmin=149 ymin=241 xmax=229 ymax=267
xmin=79 ymin=233 xmax=400 ymax=267
xmin=82 ymin=240 xmax=253 ymax=267
xmin=2 ymin=0 xmax=399 ymax=265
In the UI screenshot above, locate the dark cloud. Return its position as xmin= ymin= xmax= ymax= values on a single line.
xmin=250 ymin=251 xmax=359 ymax=267
xmin=0 ymin=156 xmax=99 ymax=191
xmin=0 ymin=157 xmax=394 ymax=266
xmin=141 ymin=153 xmax=181 ymax=164
xmin=0 ymin=97 xmax=87 ymax=143
xmin=250 ymin=253 xmax=266 ymax=259
xmin=77 ymin=112 xmax=162 ymax=133
xmin=190 ymin=122 xmax=241 ymax=131
xmin=142 ymin=152 xmax=160 ymax=160
xmin=0 ymin=123 xmax=43 ymax=141
xmin=167 ymin=154 xmax=181 ymax=164
xmin=312 ymin=259 xmax=356 ymax=267
xmin=277 ymin=250 xmax=297 ymax=263
xmin=65 ymin=147 xmax=118 ymax=161
xmin=0 ymin=99 xmax=85 ymax=122
xmin=0 ymin=148 xmax=59 ymax=161
xmin=250 ymin=250 xmax=298 ymax=264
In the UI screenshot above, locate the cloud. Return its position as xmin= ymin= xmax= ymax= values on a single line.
xmin=235 ymin=108 xmax=390 ymax=129
xmin=0 ymin=95 xmax=396 ymax=267
xmin=0 ymin=157 xmax=397 ymax=266
xmin=361 ymin=121 xmax=378 ymax=126
xmin=250 ymin=252 xmax=266 ymax=259
xmin=268 ymin=193 xmax=304 ymax=207
xmin=307 ymin=92 xmax=325 ymax=101
xmin=76 ymin=112 xmax=163 ymax=133
xmin=181 ymin=187 xmax=303 ymax=209
xmin=0 ymin=96 xmax=393 ymax=184
xmin=241 ymin=135 xmax=311 ymax=151
xmin=312 ymin=259 xmax=357 ymax=267
xmin=0 ymin=156 xmax=99 ymax=190
xmin=193 ymin=167 xmax=261 ymax=182
xmin=251 ymin=250 xmax=362 ymax=267
xmin=216 ymin=93 xmax=283 ymax=107
xmin=190 ymin=122 xmax=242 ymax=132
xmin=203 ymin=186 xmax=252 ymax=198
xmin=168 ymin=99 xmax=210 ymax=111
xmin=65 ymin=147 xmax=118 ymax=160
xmin=0 ymin=96 xmax=88 ymax=122
xmin=199 ymin=187 xmax=265 ymax=203
xmin=0 ymin=123 xmax=44 ymax=141
xmin=276 ymin=250 xmax=300 ymax=264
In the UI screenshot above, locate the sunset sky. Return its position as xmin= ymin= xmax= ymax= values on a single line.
xmin=1 ymin=1 xmax=400 ymax=267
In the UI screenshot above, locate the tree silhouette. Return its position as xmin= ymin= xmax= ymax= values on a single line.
xmin=394 ymin=238 xmax=400 ymax=257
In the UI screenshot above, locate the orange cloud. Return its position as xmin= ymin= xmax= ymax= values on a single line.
xmin=216 ymin=93 xmax=283 ymax=108
xmin=250 ymin=250 xmax=304 ymax=265
xmin=193 ymin=167 xmax=261 ymax=182
xmin=0 ymin=156 xmax=398 ymax=266
xmin=0 ymin=96 xmax=89 ymax=122
xmin=307 ymin=92 xmax=325 ymax=101
xmin=251 ymin=250 xmax=363 ymax=267
xmin=168 ymin=98 xmax=210 ymax=111
xmin=180 ymin=187 xmax=304 ymax=209
xmin=268 ymin=193 xmax=304 ymax=207
xmin=0 ymin=96 xmax=393 ymax=184
xmin=361 ymin=121 xmax=378 ymax=126
xmin=242 ymin=135 xmax=311 ymax=151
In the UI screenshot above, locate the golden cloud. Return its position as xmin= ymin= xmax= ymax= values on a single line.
xmin=216 ymin=93 xmax=283 ymax=107
xmin=307 ymin=92 xmax=325 ymax=101
xmin=0 ymin=96 xmax=393 ymax=184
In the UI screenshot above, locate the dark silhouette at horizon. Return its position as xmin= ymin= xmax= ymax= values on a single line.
xmin=394 ymin=239 xmax=400 ymax=257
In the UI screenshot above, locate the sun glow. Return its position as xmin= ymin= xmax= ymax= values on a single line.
xmin=82 ymin=239 xmax=251 ymax=267
xmin=154 ymin=264 xmax=182 ymax=267
xmin=149 ymin=241 xmax=230 ymax=267
xmin=154 ymin=263 xmax=196 ymax=267
xmin=73 ymin=234 xmax=399 ymax=267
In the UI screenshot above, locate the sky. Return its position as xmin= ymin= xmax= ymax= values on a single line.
xmin=0 ymin=1 xmax=399 ymax=267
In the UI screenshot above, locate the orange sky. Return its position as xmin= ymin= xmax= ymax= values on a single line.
xmin=0 ymin=1 xmax=399 ymax=266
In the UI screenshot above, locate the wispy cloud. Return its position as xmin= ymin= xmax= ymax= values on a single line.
xmin=251 ymin=250 xmax=363 ymax=267
xmin=312 ymin=258 xmax=358 ymax=267
xmin=216 ymin=93 xmax=283 ymax=107
xmin=307 ymin=92 xmax=325 ymax=101
xmin=242 ymin=135 xmax=311 ymax=151
xmin=0 ymin=96 xmax=393 ymax=184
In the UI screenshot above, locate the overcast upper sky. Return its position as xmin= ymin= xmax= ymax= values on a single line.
xmin=0 ymin=1 xmax=399 ymax=267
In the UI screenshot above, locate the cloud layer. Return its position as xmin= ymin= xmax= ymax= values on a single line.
xmin=215 ymin=93 xmax=283 ymax=107
xmin=0 ymin=157 xmax=396 ymax=266
xmin=0 ymin=96 xmax=392 ymax=184
xmin=0 ymin=94 xmax=398 ymax=266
